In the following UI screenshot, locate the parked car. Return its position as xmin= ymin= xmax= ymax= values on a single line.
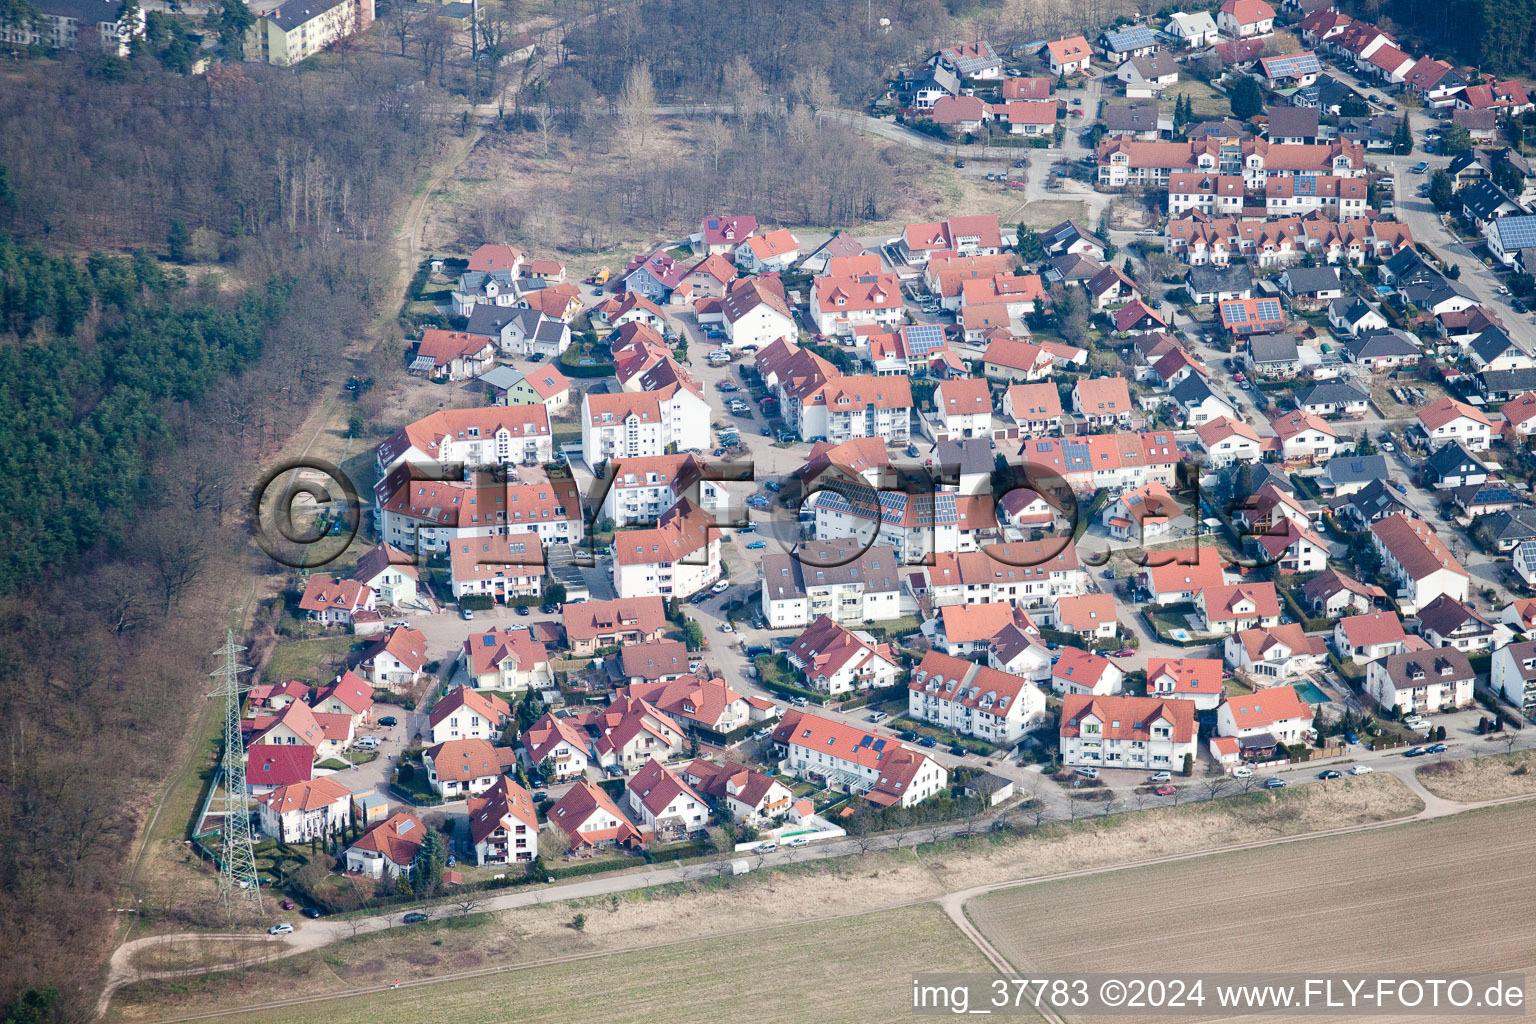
xmin=1112 ymin=648 xmax=1135 ymax=658
xmin=954 ymin=159 xmax=966 ymax=168
xmin=1404 ymin=746 xmax=1427 ymax=757
xmin=719 ymin=623 xmax=734 ymax=634
xmin=302 ymin=907 xmax=321 ymax=918
xmin=1379 ymin=443 xmax=1394 ymax=454
xmin=1348 ymin=764 xmax=1373 ymax=775
xmin=1136 ymin=228 xmax=1156 ymax=236
xmin=460 ymin=607 xmax=474 ymax=620
xmin=746 ymin=540 xmax=766 ymax=549
xmin=1427 ymin=742 xmax=1448 ymax=753
xmin=280 ymin=898 xmax=296 ymax=910
xmin=403 ymin=912 xmax=429 ymax=923
xmin=605 ymin=764 xmax=625 ymax=777
xmin=268 ymin=922 xmax=294 ymax=935
xmin=377 ymin=716 xmax=398 ymax=727
xmin=1149 ymin=771 xmax=1172 ymax=783
xmin=949 ymin=745 xmax=968 ymax=757
xmin=1265 ymin=777 xmax=1287 ymax=789
xmin=867 ymin=710 xmax=889 ymax=723
xmin=1155 ymin=785 xmax=1177 ymax=796
xmin=785 ymin=836 xmax=809 ymax=848
xmin=1411 ymin=161 xmax=1429 ymax=174
xmin=1318 ymin=769 xmax=1343 ymax=780
xmin=919 ymin=736 xmax=938 ymax=748
xmin=791 ymin=696 xmax=811 ymax=707
xmin=1075 ymin=766 xmax=1099 ymax=779
xmin=354 ymin=737 xmax=380 ymax=751
xmin=1232 ymin=766 xmax=1254 ymax=778
xmin=753 ymin=841 xmax=777 ymax=854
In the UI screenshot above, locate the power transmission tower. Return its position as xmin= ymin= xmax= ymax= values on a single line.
xmin=210 ymin=629 xmax=263 ymax=919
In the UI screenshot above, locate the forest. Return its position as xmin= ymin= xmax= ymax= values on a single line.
xmin=1362 ymin=0 xmax=1536 ymax=74
xmin=0 ymin=52 xmax=443 ymax=1024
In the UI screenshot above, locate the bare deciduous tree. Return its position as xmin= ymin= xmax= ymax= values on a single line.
xmin=616 ymin=61 xmax=657 ymax=151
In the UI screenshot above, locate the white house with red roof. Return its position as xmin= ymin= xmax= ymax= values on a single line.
xmin=245 ymin=744 xmax=314 ymax=795
xmin=422 ymin=737 xmax=518 ymax=798
xmin=691 ymin=214 xmax=757 ymax=255
xmin=412 ymin=329 xmax=497 ymax=382
xmin=1059 ymin=693 xmax=1196 ymax=770
xmin=787 ymin=615 xmax=900 ymax=695
xmin=357 ymin=626 xmax=427 ymax=686
xmin=1051 ymin=646 xmax=1124 ymax=696
xmin=626 ymin=758 xmax=709 ymax=840
xmin=1042 ymin=36 xmax=1092 ymax=75
xmin=548 ymin=779 xmax=642 ymax=849
xmin=581 ymin=385 xmax=710 ymax=463
xmin=573 ymin=693 xmax=686 ymax=771
xmin=933 ymin=377 xmax=993 ymax=440
xmin=346 ymin=812 xmax=426 ymax=879
xmin=249 ymin=700 xmax=354 ymax=760
xmin=1416 ymin=397 xmax=1492 ymax=451
xmin=1137 ymin=546 xmax=1227 ymax=603
xmin=908 ymin=650 xmax=1047 ymax=744
xmin=720 ymin=276 xmax=795 ymax=351
xmin=447 ymin=533 xmax=546 ymax=603
xmin=1270 ymin=409 xmax=1339 ymax=463
xmin=810 ymin=272 xmax=904 ymax=336
xmin=612 ymin=498 xmax=722 ymax=600
xmin=1195 ymin=582 xmax=1281 ymax=633
xmin=1370 ymin=514 xmax=1470 ymax=611
xmin=458 ymin=627 xmax=552 ymax=693
xmin=1250 ymin=518 xmax=1329 ymax=574
xmin=1333 ymin=611 xmax=1408 ymax=664
xmin=897 ymin=215 xmax=1005 ymax=265
xmin=621 ymin=675 xmax=759 ymax=735
xmin=680 ymin=758 xmax=794 ymax=826
xmin=1051 ymin=593 xmax=1120 ymax=639
xmin=313 ymin=670 xmax=375 ymax=723
xmin=1218 ymin=0 xmax=1275 ymax=37
xmin=770 ymin=710 xmax=947 ymax=807
xmin=734 ymin=228 xmax=801 ymax=273
xmin=519 ymin=712 xmax=591 ymax=780
xmin=257 ymin=777 xmax=352 ymax=842
xmin=1147 ymin=656 xmax=1224 ymax=711
xmin=1224 ymin=622 xmax=1328 ymax=681
xmin=375 ymin=405 xmax=553 ymax=477
xmin=933 ymin=602 xmax=1021 ymax=656
xmin=468 ymin=777 xmax=539 ymax=865
xmin=378 ymin=475 xmax=580 ymax=555
xmin=349 ymin=543 xmax=419 ymax=607
xmin=599 ymin=453 xmax=723 ymax=529
xmin=297 ymin=575 xmax=376 ymax=628
xmin=1216 ymin=685 xmax=1313 ymax=747
xmin=624 ymin=248 xmax=693 ymax=302
xmin=1196 ymin=416 xmax=1264 ymax=466
xmin=427 ymin=686 xmax=510 ymax=744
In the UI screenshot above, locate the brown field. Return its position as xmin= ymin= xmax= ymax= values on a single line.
xmin=1417 ymin=748 xmax=1536 ymax=801
xmin=134 ymin=905 xmax=1009 ymax=1024
xmin=967 ymin=800 xmax=1536 ymax=1024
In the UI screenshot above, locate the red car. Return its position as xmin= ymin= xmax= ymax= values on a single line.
xmin=1112 ymin=648 xmax=1135 ymax=658
xmin=280 ymin=899 xmax=296 ymax=910
xmin=1068 ymin=108 xmax=1083 ymax=117
xmin=1155 ymin=785 xmax=1177 ymax=797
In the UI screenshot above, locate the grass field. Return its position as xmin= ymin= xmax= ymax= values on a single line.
xmin=967 ymin=801 xmax=1536 ymax=1022
xmin=127 ymin=905 xmax=1009 ymax=1024
xmin=263 ymin=635 xmax=361 ymax=684
xmin=1417 ymin=747 xmax=1536 ymax=801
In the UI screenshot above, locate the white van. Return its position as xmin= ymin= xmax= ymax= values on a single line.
xmin=1231 ymin=766 xmax=1253 ymax=778
xmin=354 ymin=737 xmax=380 ymax=751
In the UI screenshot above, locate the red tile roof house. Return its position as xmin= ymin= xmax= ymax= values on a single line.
xmin=345 ymin=811 xmax=427 ymax=879
xmin=245 ymin=744 xmax=314 ymax=794
xmin=1051 ymin=646 xmax=1125 ymax=696
xmin=572 ymin=693 xmax=686 ymax=771
xmin=422 ymin=737 xmax=519 ymax=799
xmin=1224 ymin=622 xmax=1328 ymax=682
xmin=1215 ymin=685 xmax=1313 ymax=756
xmin=621 ymin=675 xmax=755 ymax=736
xmin=626 ymin=758 xmax=710 ymax=841
xmin=313 ymin=670 xmax=375 ymax=724
xmin=247 ymin=700 xmax=354 ymax=761
xmin=907 ymin=650 xmax=1048 ymax=745
xmin=691 ymin=214 xmax=758 ymax=255
xmin=734 ymin=227 xmax=802 ymax=274
xmin=680 ymin=758 xmax=795 ymax=826
xmin=427 ymin=686 xmax=511 ymax=744
xmin=561 ymin=596 xmax=667 ymax=656
xmin=411 ymin=328 xmax=497 ymax=382
xmin=468 ymin=777 xmax=540 ymax=865
xmin=297 ymin=575 xmax=376 ymax=628
xmin=1194 ymin=582 xmax=1281 ymax=633
xmin=1333 ymin=611 xmax=1408 ymax=664
xmin=256 ymin=777 xmax=352 ymax=842
xmin=458 ymin=627 xmax=552 ymax=693
xmin=519 ymin=711 xmax=591 ymax=781
xmin=1146 ymin=657 xmax=1225 ymax=711
xmin=1052 ymin=593 xmax=1120 ymax=639
xmin=548 ymin=778 xmax=643 ymax=850
xmin=357 ymin=625 xmax=428 ymax=687
xmin=770 ymin=710 xmax=948 ymax=808
xmin=1369 ymin=513 xmax=1470 ymax=612
xmin=1072 ymin=376 xmax=1136 ymax=430
xmin=350 ymin=542 xmax=419 ymax=606
xmin=786 ymin=615 xmax=901 ymax=695
xmin=1059 ymin=694 xmax=1197 ymax=771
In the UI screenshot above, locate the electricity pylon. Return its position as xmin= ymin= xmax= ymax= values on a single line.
xmin=210 ymin=629 xmax=263 ymax=919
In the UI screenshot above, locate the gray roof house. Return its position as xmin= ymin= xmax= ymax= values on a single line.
xmin=1296 ymin=381 xmax=1370 ymax=419
xmin=1329 ymin=478 xmax=1414 ymax=529
xmin=1246 ymin=333 xmax=1302 ymax=377
xmin=1322 ymin=453 xmax=1388 ymax=495
xmin=1186 ymin=263 xmax=1254 ymax=304
xmin=1422 ymin=441 xmax=1488 ymax=491
xmin=1478 ymin=507 xmax=1536 ymax=553
xmin=1328 ymin=296 xmax=1389 ymax=337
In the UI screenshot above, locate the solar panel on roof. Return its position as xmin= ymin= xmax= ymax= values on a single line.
xmin=873 ymin=738 xmax=886 ymax=750
xmin=1222 ymin=302 xmax=1249 ymax=324
xmin=1256 ymin=300 xmax=1283 ymax=320
xmin=903 ymin=323 xmax=946 ymax=357
xmin=1495 ymin=216 xmax=1536 ymax=251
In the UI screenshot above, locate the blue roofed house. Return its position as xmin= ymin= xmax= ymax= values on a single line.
xmin=1487 ymin=215 xmax=1536 ymax=267
xmin=1098 ymin=24 xmax=1159 ymax=61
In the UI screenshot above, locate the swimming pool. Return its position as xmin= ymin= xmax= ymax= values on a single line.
xmin=1294 ymin=681 xmax=1330 ymax=705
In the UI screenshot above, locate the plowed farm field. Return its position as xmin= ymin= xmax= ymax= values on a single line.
xmin=224 ymin=904 xmax=1018 ymax=1024
xmin=967 ymin=800 xmax=1536 ymax=1024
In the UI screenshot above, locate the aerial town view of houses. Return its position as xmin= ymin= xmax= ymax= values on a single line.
xmin=14 ymin=0 xmax=1536 ymax=1020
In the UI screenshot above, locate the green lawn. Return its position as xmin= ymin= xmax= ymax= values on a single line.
xmin=264 ymin=635 xmax=363 ymax=684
